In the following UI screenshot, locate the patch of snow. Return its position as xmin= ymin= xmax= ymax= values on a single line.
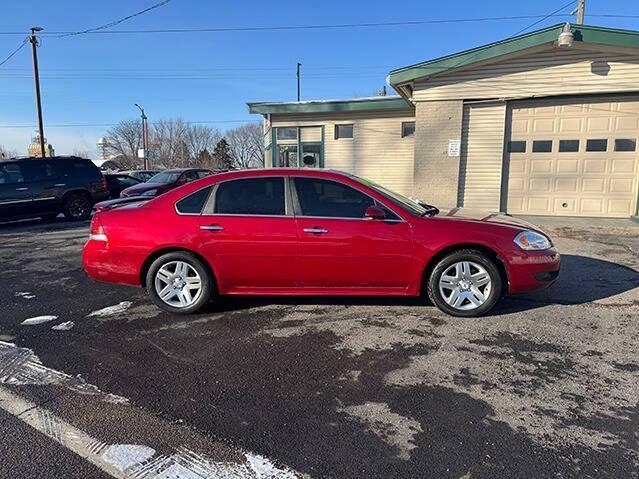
xmin=87 ymin=301 xmax=132 ymax=318
xmin=102 ymin=444 xmax=156 ymax=472
xmin=52 ymin=321 xmax=74 ymax=331
xmin=0 ymin=341 xmax=127 ymax=404
xmin=21 ymin=315 xmax=58 ymax=326
xmin=246 ymin=452 xmax=300 ymax=478
xmin=15 ymin=292 xmax=36 ymax=299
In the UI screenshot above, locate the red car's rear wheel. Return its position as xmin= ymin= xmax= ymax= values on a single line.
xmin=146 ymin=251 xmax=214 ymax=314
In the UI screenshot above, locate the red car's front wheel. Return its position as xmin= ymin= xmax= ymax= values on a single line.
xmin=428 ymin=250 xmax=502 ymax=317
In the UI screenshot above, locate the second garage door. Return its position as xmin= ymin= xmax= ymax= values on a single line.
xmin=506 ymin=97 xmax=639 ymax=217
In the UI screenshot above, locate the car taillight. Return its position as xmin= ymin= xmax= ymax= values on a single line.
xmin=100 ymin=176 xmax=107 ymax=191
xmin=89 ymin=214 xmax=107 ymax=241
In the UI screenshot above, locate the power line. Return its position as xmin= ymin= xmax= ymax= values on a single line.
xmin=510 ymin=0 xmax=577 ymax=37
xmin=0 ymin=119 xmax=260 ymax=129
xmin=52 ymin=0 xmax=171 ymax=38
xmin=0 ymin=14 xmax=580 ymax=36
xmin=0 ymin=39 xmax=27 ymax=68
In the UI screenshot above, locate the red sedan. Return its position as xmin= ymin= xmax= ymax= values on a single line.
xmin=83 ymin=169 xmax=560 ymax=317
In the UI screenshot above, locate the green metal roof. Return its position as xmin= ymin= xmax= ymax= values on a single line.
xmin=389 ymin=23 xmax=639 ymax=87
xmin=247 ymin=96 xmax=411 ymax=114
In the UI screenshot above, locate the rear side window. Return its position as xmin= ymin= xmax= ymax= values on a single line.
xmin=24 ymin=161 xmax=58 ymax=181
xmin=197 ymin=170 xmax=212 ymax=179
xmin=215 ymin=178 xmax=285 ymax=215
xmin=294 ymin=177 xmax=374 ymax=218
xmin=176 ymin=186 xmax=213 ymax=214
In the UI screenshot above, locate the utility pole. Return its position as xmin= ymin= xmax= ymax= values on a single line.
xmin=134 ymin=103 xmax=149 ymax=169
xmin=296 ymin=62 xmax=302 ymax=102
xmin=29 ymin=27 xmax=46 ymax=158
xmin=575 ymin=0 xmax=585 ymax=24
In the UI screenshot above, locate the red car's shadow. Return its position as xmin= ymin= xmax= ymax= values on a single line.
xmin=203 ymin=254 xmax=639 ymax=317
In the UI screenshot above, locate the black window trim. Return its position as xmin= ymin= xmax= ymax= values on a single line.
xmin=290 ymin=176 xmax=403 ymax=222
xmin=201 ymin=175 xmax=293 ymax=218
xmin=334 ymin=123 xmax=354 ymax=140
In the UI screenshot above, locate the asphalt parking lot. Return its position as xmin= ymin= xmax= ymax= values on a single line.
xmin=0 ymin=217 xmax=638 ymax=478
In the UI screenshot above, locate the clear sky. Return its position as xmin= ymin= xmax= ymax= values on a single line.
xmin=0 ymin=0 xmax=635 ymax=156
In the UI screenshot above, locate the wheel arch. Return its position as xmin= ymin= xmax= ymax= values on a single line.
xmin=140 ymin=247 xmax=217 ymax=288
xmin=62 ymin=188 xmax=92 ymax=202
xmin=421 ymin=243 xmax=509 ymax=295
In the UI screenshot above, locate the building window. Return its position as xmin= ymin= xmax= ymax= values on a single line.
xmin=335 ymin=124 xmax=353 ymax=140
xmin=401 ymin=121 xmax=415 ymax=138
xmin=276 ymin=127 xmax=297 ymax=140
xmin=532 ymin=140 xmax=552 ymax=153
xmin=559 ymin=140 xmax=579 ymax=152
xmin=507 ymin=141 xmax=526 ymax=153
xmin=586 ymin=139 xmax=607 ymax=152
xmin=614 ymin=138 xmax=636 ymax=152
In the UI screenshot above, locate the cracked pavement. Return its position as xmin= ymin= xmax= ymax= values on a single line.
xmin=0 ymin=218 xmax=638 ymax=478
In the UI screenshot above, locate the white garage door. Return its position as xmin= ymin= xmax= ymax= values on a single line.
xmin=506 ymin=97 xmax=639 ymax=217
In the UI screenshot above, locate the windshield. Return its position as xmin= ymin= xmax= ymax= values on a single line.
xmin=147 ymin=171 xmax=181 ymax=184
xmin=352 ymin=175 xmax=429 ymax=216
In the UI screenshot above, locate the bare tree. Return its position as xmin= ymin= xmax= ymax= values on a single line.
xmin=151 ymin=118 xmax=190 ymax=168
xmin=185 ymin=124 xmax=222 ymax=167
xmin=0 ymin=144 xmax=18 ymax=159
xmin=72 ymin=149 xmax=91 ymax=159
xmin=227 ymin=123 xmax=264 ymax=169
xmin=104 ymin=119 xmax=143 ymax=168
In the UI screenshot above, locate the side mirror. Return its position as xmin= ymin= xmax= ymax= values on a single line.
xmin=364 ymin=205 xmax=387 ymax=220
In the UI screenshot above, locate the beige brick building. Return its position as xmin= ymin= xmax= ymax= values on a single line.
xmin=249 ymin=24 xmax=639 ymax=219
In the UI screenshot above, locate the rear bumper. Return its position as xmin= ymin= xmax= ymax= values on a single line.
xmin=506 ymin=247 xmax=561 ymax=294
xmin=82 ymin=239 xmax=143 ymax=287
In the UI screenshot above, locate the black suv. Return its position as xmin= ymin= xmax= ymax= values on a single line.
xmin=0 ymin=156 xmax=109 ymax=223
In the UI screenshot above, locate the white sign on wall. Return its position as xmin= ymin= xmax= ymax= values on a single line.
xmin=448 ymin=139 xmax=461 ymax=157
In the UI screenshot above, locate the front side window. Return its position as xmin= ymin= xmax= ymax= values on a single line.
xmin=401 ymin=121 xmax=415 ymax=138
xmin=215 ymin=177 xmax=285 ymax=216
xmin=176 ymin=186 xmax=213 ymax=214
xmin=0 ymin=163 xmax=25 ymax=184
xmin=335 ymin=124 xmax=353 ymax=140
xmin=294 ymin=177 xmax=374 ymax=218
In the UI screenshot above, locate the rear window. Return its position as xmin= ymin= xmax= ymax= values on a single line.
xmin=176 ymin=186 xmax=213 ymax=214
xmin=215 ymin=178 xmax=285 ymax=215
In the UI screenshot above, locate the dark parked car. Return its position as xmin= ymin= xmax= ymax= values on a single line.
xmin=0 ymin=156 xmax=109 ymax=223
xmin=118 ymin=170 xmax=160 ymax=182
xmin=119 ymin=168 xmax=213 ymax=198
xmin=104 ymin=174 xmax=142 ymax=199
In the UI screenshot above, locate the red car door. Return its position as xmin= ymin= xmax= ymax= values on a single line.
xmin=196 ymin=176 xmax=299 ymax=292
xmin=292 ymin=177 xmax=413 ymax=291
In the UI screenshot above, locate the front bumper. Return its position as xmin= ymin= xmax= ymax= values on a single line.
xmin=506 ymin=247 xmax=561 ymax=294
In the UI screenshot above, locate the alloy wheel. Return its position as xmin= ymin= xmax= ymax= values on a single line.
xmin=154 ymin=261 xmax=203 ymax=309
xmin=438 ymin=260 xmax=492 ymax=311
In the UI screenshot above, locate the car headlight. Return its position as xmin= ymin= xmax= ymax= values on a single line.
xmin=140 ymin=189 xmax=157 ymax=196
xmin=514 ymin=230 xmax=552 ymax=251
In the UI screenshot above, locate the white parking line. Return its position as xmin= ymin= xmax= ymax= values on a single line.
xmin=0 ymin=342 xmax=303 ymax=478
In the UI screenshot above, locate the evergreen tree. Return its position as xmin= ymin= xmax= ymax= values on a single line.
xmin=212 ymin=138 xmax=233 ymax=170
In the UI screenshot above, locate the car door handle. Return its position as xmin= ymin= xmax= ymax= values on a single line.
xmin=200 ymin=224 xmax=224 ymax=232
xmin=53 ymin=183 xmax=66 ymax=187
xmin=303 ymin=227 xmax=328 ymax=235
xmin=15 ymin=187 xmax=28 ymax=191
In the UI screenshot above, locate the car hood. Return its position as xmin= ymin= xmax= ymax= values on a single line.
xmin=435 ymin=207 xmax=545 ymax=233
xmin=121 ymin=182 xmax=165 ymax=195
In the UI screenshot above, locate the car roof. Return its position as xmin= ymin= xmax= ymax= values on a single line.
xmin=0 ymin=155 xmax=91 ymax=163
xmin=204 ymin=168 xmax=352 ymax=181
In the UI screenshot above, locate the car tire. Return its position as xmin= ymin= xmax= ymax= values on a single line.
xmin=427 ymin=249 xmax=502 ymax=317
xmin=63 ymin=193 xmax=92 ymax=221
xmin=146 ymin=251 xmax=214 ymax=314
